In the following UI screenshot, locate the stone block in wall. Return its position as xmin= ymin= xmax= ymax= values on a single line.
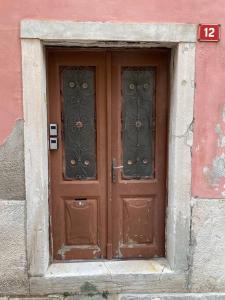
xmin=190 ymin=199 xmax=225 ymax=292
xmin=118 ymin=294 xmax=225 ymax=299
xmin=0 ymin=119 xmax=25 ymax=200
xmin=0 ymin=201 xmax=28 ymax=295
xmin=67 ymin=296 xmax=116 ymax=300
xmin=11 ymin=299 xmax=48 ymax=300
xmin=11 ymin=298 xmax=48 ymax=300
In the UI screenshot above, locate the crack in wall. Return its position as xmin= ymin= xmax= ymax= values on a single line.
xmin=172 ymin=120 xmax=194 ymax=142
xmin=186 ymin=199 xmax=195 ymax=291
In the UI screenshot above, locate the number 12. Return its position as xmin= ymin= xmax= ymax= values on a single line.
xmin=204 ymin=27 xmax=215 ymax=38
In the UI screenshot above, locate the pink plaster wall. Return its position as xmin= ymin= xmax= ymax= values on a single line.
xmin=0 ymin=0 xmax=225 ymax=198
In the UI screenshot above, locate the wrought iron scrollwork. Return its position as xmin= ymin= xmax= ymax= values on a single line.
xmin=122 ymin=67 xmax=155 ymax=179
xmin=62 ymin=67 xmax=96 ymax=180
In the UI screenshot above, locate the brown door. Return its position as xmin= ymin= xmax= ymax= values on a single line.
xmin=110 ymin=51 xmax=168 ymax=258
xmin=47 ymin=49 xmax=168 ymax=261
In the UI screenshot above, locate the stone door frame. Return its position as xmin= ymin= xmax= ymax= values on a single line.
xmin=21 ymin=20 xmax=196 ymax=294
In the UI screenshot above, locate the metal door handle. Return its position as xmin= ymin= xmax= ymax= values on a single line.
xmin=112 ymin=158 xmax=123 ymax=183
xmin=112 ymin=158 xmax=116 ymax=183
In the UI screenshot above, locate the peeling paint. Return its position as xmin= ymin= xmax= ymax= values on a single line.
xmin=202 ymin=107 xmax=225 ymax=196
xmin=222 ymin=105 xmax=225 ymax=123
xmin=215 ymin=124 xmax=225 ymax=147
xmin=203 ymin=154 xmax=225 ymax=186
xmin=57 ymin=244 xmax=84 ymax=260
xmin=57 ymin=244 xmax=100 ymax=260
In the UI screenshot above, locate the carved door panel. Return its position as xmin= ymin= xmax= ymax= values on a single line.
xmin=48 ymin=51 xmax=107 ymax=260
xmin=48 ymin=49 xmax=168 ymax=260
xmin=110 ymin=51 xmax=168 ymax=258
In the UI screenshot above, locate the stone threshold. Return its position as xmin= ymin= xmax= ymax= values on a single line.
xmin=29 ymin=259 xmax=187 ymax=295
xmin=5 ymin=292 xmax=225 ymax=299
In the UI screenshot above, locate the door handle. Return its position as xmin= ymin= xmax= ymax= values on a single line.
xmin=112 ymin=158 xmax=123 ymax=183
xmin=112 ymin=158 xmax=116 ymax=183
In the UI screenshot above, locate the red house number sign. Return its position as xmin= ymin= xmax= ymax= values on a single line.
xmin=198 ymin=24 xmax=221 ymax=42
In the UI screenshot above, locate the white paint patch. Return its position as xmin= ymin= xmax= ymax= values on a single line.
xmin=215 ymin=124 xmax=225 ymax=147
xmin=203 ymin=154 xmax=225 ymax=186
xmin=223 ymin=105 xmax=225 ymax=123
xmin=221 ymin=136 xmax=225 ymax=147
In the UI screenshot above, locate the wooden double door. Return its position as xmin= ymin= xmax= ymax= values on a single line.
xmin=48 ymin=49 xmax=168 ymax=260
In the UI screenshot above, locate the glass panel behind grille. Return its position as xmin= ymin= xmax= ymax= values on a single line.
xmin=62 ymin=67 xmax=96 ymax=180
xmin=122 ymin=67 xmax=155 ymax=179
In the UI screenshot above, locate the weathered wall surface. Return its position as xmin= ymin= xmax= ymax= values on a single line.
xmin=0 ymin=118 xmax=27 ymax=294
xmin=0 ymin=0 xmax=225 ymax=298
xmin=0 ymin=120 xmax=25 ymax=200
xmin=0 ymin=0 xmax=225 ymax=198
xmin=190 ymin=199 xmax=225 ymax=292
xmin=0 ymin=201 xmax=28 ymax=295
